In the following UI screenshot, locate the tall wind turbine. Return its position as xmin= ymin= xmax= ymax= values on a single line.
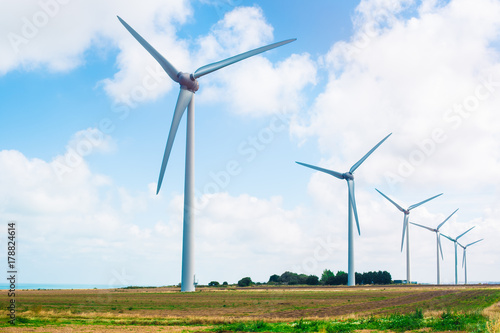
xmin=441 ymin=226 xmax=475 ymax=285
xmin=457 ymin=239 xmax=482 ymax=285
xmin=118 ymin=16 xmax=295 ymax=292
xmin=410 ymin=208 xmax=458 ymax=285
xmin=375 ymin=189 xmax=442 ymax=284
xmin=296 ymin=133 xmax=391 ymax=286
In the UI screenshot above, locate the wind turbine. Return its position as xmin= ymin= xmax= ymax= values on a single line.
xmin=410 ymin=208 xmax=458 ymax=285
xmin=457 ymin=239 xmax=482 ymax=285
xmin=375 ymin=189 xmax=442 ymax=284
xmin=296 ymin=133 xmax=391 ymax=286
xmin=118 ymin=16 xmax=295 ymax=292
xmin=441 ymin=226 xmax=475 ymax=285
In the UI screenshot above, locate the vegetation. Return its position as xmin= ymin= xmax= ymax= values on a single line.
xmin=237 ymin=276 xmax=253 ymax=287
xmin=0 ymin=285 xmax=498 ymax=332
xmin=263 ymin=269 xmax=391 ymax=287
xmin=212 ymin=309 xmax=490 ymax=332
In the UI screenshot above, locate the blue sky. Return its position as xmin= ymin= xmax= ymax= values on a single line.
xmin=1 ymin=0 xmax=500 ymax=287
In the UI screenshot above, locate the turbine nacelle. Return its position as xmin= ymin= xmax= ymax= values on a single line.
xmin=343 ymin=172 xmax=354 ymax=180
xmin=178 ymin=72 xmax=199 ymax=92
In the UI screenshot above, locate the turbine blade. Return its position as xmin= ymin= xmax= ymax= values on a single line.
xmin=349 ymin=133 xmax=391 ymax=173
xmin=156 ymin=89 xmax=194 ymax=194
xmin=347 ymin=179 xmax=360 ymax=235
xmin=457 ymin=226 xmax=475 ymax=240
xmin=375 ymin=188 xmax=405 ymax=212
xmin=296 ymin=162 xmax=344 ymax=179
xmin=462 ymin=249 xmax=466 ymax=268
xmin=194 ymin=39 xmax=296 ymax=79
xmin=438 ymin=234 xmax=444 ymax=260
xmin=401 ymin=214 xmax=409 ymax=252
xmin=118 ymin=16 xmax=180 ymax=83
xmin=408 ymin=193 xmax=443 ymax=210
xmin=466 ymin=239 xmax=483 ymax=248
xmin=410 ymin=222 xmax=434 ymax=232
xmin=437 ymin=208 xmax=459 ymax=230
xmin=440 ymin=233 xmax=454 ymax=242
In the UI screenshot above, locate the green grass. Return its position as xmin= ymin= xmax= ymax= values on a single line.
xmin=211 ymin=309 xmax=489 ymax=332
xmin=1 ymin=285 xmax=498 ymax=331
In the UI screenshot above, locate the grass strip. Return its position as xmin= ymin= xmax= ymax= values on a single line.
xmin=211 ymin=309 xmax=490 ymax=332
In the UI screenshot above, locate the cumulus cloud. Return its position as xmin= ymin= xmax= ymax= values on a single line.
xmin=294 ymin=0 xmax=500 ymax=191
xmin=0 ymin=128 xmax=318 ymax=285
xmin=193 ymin=7 xmax=316 ymax=116
xmin=0 ymin=0 xmax=192 ymax=74
xmin=2 ymin=2 xmax=316 ymax=116
xmin=292 ymin=0 xmax=500 ymax=283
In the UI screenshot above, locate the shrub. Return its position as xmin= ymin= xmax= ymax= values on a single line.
xmin=237 ymin=277 xmax=253 ymax=287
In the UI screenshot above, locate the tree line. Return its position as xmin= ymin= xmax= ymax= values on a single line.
xmin=207 ymin=269 xmax=392 ymax=287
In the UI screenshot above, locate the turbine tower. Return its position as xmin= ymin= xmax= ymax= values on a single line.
xmin=375 ymin=189 xmax=442 ymax=284
xmin=410 ymin=208 xmax=458 ymax=285
xmin=457 ymin=239 xmax=482 ymax=285
xmin=118 ymin=16 xmax=295 ymax=292
xmin=296 ymin=133 xmax=391 ymax=286
xmin=441 ymin=226 xmax=475 ymax=285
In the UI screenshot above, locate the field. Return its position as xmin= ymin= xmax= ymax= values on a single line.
xmin=1 ymin=284 xmax=500 ymax=332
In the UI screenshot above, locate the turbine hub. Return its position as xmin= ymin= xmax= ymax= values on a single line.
xmin=343 ymin=172 xmax=354 ymax=180
xmin=178 ymin=72 xmax=199 ymax=92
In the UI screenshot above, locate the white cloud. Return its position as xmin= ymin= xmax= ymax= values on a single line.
xmin=294 ymin=0 xmax=500 ymax=190
xmin=194 ymin=6 xmax=316 ymax=116
xmin=292 ymin=0 xmax=500 ymax=283
xmin=0 ymin=0 xmax=192 ymax=74
xmin=2 ymin=2 xmax=316 ymax=117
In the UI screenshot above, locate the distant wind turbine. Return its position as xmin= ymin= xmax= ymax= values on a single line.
xmin=118 ymin=16 xmax=295 ymax=292
xmin=410 ymin=208 xmax=458 ymax=285
xmin=457 ymin=239 xmax=483 ymax=285
xmin=296 ymin=133 xmax=391 ymax=286
xmin=441 ymin=226 xmax=475 ymax=285
xmin=375 ymin=189 xmax=442 ymax=284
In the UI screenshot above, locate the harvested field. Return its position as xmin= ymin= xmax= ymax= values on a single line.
xmin=1 ymin=284 xmax=499 ymax=332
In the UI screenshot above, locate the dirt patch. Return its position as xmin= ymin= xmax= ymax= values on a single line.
xmin=0 ymin=325 xmax=209 ymax=332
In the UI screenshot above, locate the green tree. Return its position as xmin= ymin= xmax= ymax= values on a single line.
xmin=335 ymin=271 xmax=348 ymax=285
xmin=268 ymin=274 xmax=280 ymax=283
xmin=280 ymin=271 xmax=299 ymax=285
xmin=306 ymin=275 xmax=319 ymax=285
xmin=320 ymin=269 xmax=334 ymax=284
xmin=298 ymin=274 xmax=309 ymax=285
xmin=208 ymin=281 xmax=219 ymax=287
xmin=237 ymin=277 xmax=253 ymax=287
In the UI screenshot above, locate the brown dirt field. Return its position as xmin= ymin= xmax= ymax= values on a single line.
xmin=1 ymin=284 xmax=499 ymax=332
xmin=0 ymin=325 xmax=209 ymax=332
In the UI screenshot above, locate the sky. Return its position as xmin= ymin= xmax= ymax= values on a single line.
xmin=1 ymin=0 xmax=499 ymax=287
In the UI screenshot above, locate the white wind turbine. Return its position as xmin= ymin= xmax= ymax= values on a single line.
xmin=375 ymin=189 xmax=442 ymax=284
xmin=410 ymin=208 xmax=458 ymax=285
xmin=296 ymin=133 xmax=392 ymax=286
xmin=441 ymin=226 xmax=475 ymax=285
xmin=118 ymin=16 xmax=295 ymax=292
xmin=457 ymin=239 xmax=482 ymax=285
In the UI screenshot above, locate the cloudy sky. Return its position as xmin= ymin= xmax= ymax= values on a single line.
xmin=1 ymin=0 xmax=499 ymax=287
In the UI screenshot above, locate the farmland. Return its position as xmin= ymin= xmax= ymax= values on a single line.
xmin=1 ymin=284 xmax=500 ymax=332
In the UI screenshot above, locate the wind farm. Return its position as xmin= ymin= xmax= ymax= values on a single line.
xmin=1 ymin=1 xmax=499 ymax=331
